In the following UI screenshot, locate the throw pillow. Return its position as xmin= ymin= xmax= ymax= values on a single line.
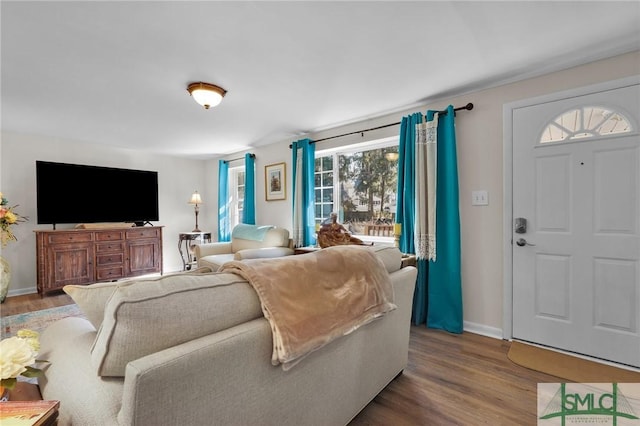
xmin=64 ymin=266 xmax=213 ymax=329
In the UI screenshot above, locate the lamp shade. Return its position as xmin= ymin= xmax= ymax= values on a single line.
xmin=187 ymin=82 xmax=227 ymax=109
xmin=385 ymin=152 xmax=399 ymax=161
xmin=189 ymin=191 xmax=202 ymax=205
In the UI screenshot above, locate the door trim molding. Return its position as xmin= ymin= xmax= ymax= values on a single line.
xmin=502 ymin=75 xmax=640 ymax=339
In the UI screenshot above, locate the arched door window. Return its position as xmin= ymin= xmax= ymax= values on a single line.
xmin=540 ymin=106 xmax=632 ymax=143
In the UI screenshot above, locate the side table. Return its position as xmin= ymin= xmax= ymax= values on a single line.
xmin=401 ymin=253 xmax=417 ymax=268
xmin=1 ymin=382 xmax=59 ymax=425
xmin=178 ymin=232 xmax=212 ymax=271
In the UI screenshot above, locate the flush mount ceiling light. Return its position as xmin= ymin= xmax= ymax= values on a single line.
xmin=187 ymin=82 xmax=227 ymax=109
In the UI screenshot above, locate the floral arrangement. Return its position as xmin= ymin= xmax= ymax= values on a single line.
xmin=0 ymin=192 xmax=27 ymax=247
xmin=0 ymin=329 xmax=46 ymax=390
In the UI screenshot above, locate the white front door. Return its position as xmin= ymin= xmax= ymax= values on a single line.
xmin=511 ymin=79 xmax=640 ymax=368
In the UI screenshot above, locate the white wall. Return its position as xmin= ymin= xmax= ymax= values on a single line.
xmin=0 ymin=133 xmax=212 ymax=296
xmin=3 ymin=51 xmax=638 ymax=335
xmin=209 ymin=51 xmax=640 ymax=336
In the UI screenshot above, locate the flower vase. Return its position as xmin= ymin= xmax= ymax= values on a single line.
xmin=0 ymin=256 xmax=10 ymax=303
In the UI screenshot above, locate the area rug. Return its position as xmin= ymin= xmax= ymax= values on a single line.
xmin=1 ymin=304 xmax=85 ymax=338
xmin=508 ymin=340 xmax=640 ymax=382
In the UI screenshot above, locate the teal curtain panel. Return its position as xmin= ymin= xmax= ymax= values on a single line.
xmin=217 ymin=159 xmax=230 ymax=242
xmin=243 ymin=153 xmax=256 ymax=225
xmin=426 ymin=105 xmax=463 ymax=333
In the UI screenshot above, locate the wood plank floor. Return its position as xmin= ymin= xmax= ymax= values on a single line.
xmin=2 ymin=293 xmax=561 ymax=425
xmin=350 ymin=327 xmax=560 ymax=425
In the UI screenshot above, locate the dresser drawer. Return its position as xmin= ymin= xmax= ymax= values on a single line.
xmin=126 ymin=228 xmax=160 ymax=239
xmin=47 ymin=232 xmax=94 ymax=244
xmin=96 ymin=252 xmax=124 ymax=266
xmin=96 ymin=231 xmax=125 ymax=241
xmin=96 ymin=267 xmax=125 ymax=281
xmin=96 ymin=242 xmax=125 ymax=253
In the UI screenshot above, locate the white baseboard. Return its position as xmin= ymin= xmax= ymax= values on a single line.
xmin=7 ymin=287 xmax=37 ymax=298
xmin=463 ymin=321 xmax=503 ymax=340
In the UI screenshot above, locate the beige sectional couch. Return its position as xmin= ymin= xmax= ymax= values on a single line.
xmin=39 ymin=246 xmax=417 ymax=426
xmin=195 ymin=225 xmax=293 ymax=270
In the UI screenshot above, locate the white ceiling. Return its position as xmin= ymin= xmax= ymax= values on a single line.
xmin=2 ymin=1 xmax=639 ymax=160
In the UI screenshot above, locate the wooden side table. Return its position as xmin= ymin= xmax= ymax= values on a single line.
xmin=178 ymin=232 xmax=212 ymax=270
xmin=401 ymin=254 xmax=417 ymax=268
xmin=1 ymin=382 xmax=59 ymax=425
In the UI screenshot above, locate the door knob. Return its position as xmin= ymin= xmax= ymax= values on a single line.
xmin=516 ymin=238 xmax=535 ymax=247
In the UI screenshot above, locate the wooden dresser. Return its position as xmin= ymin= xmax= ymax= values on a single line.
xmin=35 ymin=226 xmax=163 ymax=295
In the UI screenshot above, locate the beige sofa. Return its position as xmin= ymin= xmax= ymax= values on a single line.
xmin=195 ymin=224 xmax=293 ymax=270
xmin=38 ymin=246 xmax=417 ymax=426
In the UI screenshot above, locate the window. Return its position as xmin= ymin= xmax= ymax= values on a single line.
xmin=540 ymin=106 xmax=632 ymax=143
xmin=315 ymin=137 xmax=399 ymax=243
xmin=314 ymin=156 xmax=334 ymax=222
xmin=228 ymin=166 xmax=245 ymax=229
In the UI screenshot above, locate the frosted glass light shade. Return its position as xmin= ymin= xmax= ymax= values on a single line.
xmin=187 ymin=82 xmax=227 ymax=109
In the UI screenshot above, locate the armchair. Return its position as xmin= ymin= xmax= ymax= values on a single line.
xmin=195 ymin=224 xmax=293 ymax=270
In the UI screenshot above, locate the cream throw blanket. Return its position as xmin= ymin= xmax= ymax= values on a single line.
xmin=219 ymin=245 xmax=396 ymax=370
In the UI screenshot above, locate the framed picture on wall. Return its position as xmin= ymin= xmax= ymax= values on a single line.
xmin=265 ymin=162 xmax=286 ymax=201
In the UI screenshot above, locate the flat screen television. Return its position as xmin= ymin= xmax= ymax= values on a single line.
xmin=36 ymin=161 xmax=159 ymax=227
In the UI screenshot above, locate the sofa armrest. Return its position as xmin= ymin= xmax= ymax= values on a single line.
xmin=119 ymin=319 xmax=274 ymax=426
xmin=234 ymin=247 xmax=295 ymax=260
xmin=39 ymin=317 xmax=123 ymax=426
xmin=194 ymin=242 xmax=233 ymax=258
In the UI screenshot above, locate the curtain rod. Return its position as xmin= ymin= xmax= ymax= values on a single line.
xmin=290 ymin=102 xmax=473 ymax=147
xmin=223 ymin=153 xmax=255 ymax=164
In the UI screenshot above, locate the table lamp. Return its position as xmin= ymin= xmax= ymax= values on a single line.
xmin=188 ymin=191 xmax=202 ymax=232
xmin=394 ymin=223 xmax=402 ymax=248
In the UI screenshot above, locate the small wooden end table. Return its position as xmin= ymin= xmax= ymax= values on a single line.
xmin=2 ymin=382 xmax=59 ymax=425
xmin=401 ymin=254 xmax=417 ymax=268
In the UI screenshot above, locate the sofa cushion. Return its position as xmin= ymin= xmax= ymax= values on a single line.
xmin=91 ymin=272 xmax=263 ymax=377
xmin=234 ymin=247 xmax=295 ymax=261
xmin=64 ymin=267 xmax=213 ymax=329
xmin=369 ymin=245 xmax=403 ymax=273
xmin=198 ymin=253 xmax=235 ymax=271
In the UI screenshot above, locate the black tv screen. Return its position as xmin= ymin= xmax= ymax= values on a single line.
xmin=36 ymin=161 xmax=159 ymax=226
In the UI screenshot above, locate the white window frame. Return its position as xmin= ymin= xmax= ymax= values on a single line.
xmin=228 ymin=166 xmax=245 ymax=229
xmin=315 ymin=136 xmax=399 ymax=244
xmin=539 ymin=105 xmax=632 ymax=144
